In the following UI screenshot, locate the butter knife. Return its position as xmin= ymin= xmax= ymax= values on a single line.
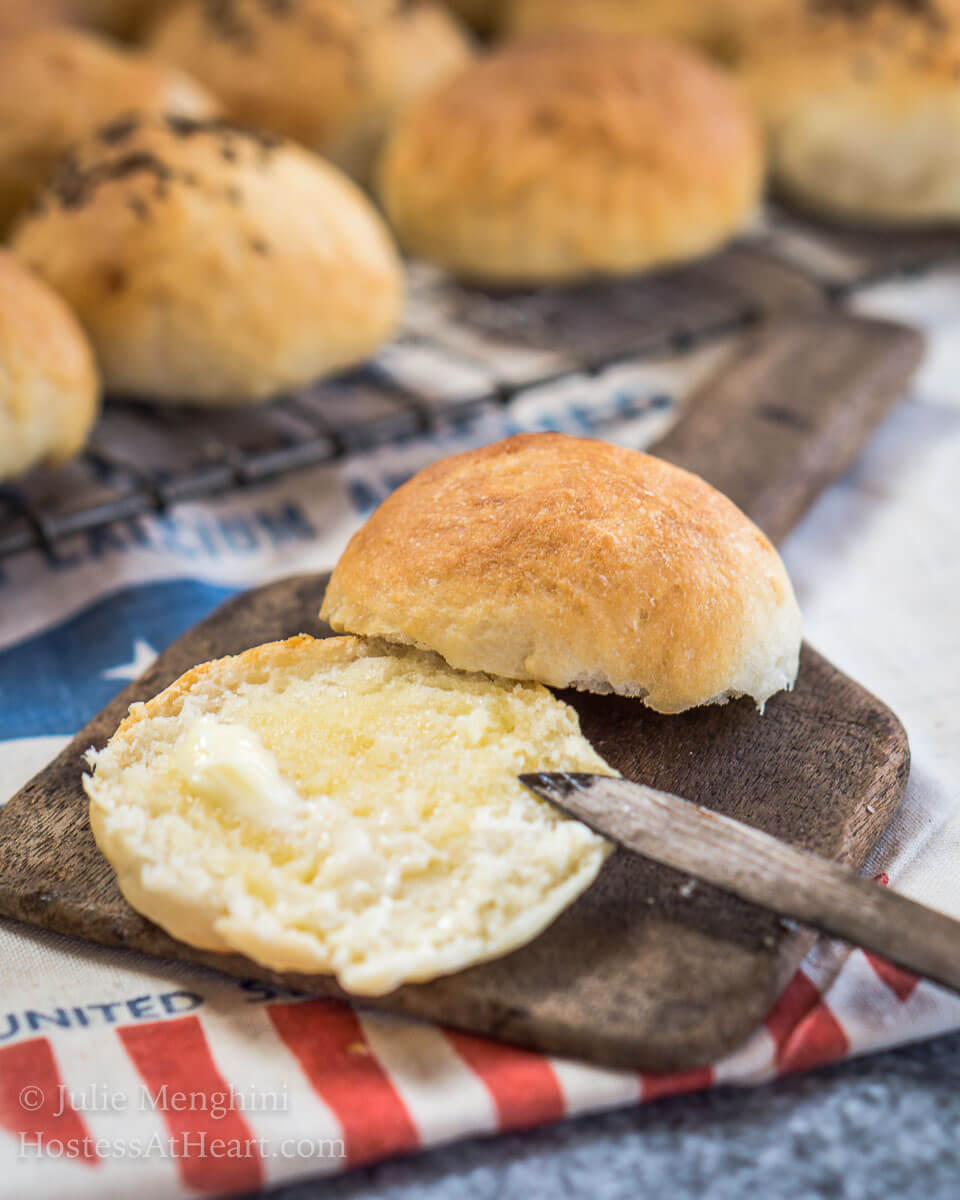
xmin=520 ymin=773 xmax=960 ymax=997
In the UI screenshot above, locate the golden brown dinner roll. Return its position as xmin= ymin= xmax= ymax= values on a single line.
xmin=12 ymin=116 xmax=404 ymax=404
xmin=504 ymin=0 xmax=803 ymax=63
xmin=379 ymin=35 xmax=764 ymax=284
xmin=0 ymin=251 xmax=99 ymax=481
xmin=148 ymin=0 xmax=472 ymax=185
xmin=740 ymin=2 xmax=960 ymax=225
xmin=0 ymin=26 xmax=217 ymax=234
xmin=321 ymin=434 xmax=803 ymax=715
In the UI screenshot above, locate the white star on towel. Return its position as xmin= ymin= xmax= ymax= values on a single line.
xmin=102 ymin=638 xmax=158 ymax=681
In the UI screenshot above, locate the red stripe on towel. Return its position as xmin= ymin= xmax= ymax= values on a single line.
xmin=445 ymin=1031 xmax=565 ymax=1130
xmin=119 ymin=1016 xmax=263 ymax=1194
xmin=0 ymin=1037 xmax=98 ymax=1165
xmin=269 ymin=999 xmax=418 ymax=1167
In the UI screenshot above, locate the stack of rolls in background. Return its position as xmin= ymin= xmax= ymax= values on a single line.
xmin=11 ymin=115 xmax=405 ymax=404
xmin=146 ymin=0 xmax=473 ymax=186
xmin=377 ymin=33 xmax=764 ymax=283
xmin=3 ymin=0 xmax=960 ymax=481
xmin=499 ymin=0 xmax=960 ymax=224
xmin=0 ymin=24 xmax=218 ymax=232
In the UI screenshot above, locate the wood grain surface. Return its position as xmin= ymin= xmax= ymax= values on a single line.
xmin=523 ymin=775 xmax=960 ymax=997
xmin=655 ymin=314 xmax=924 ymax=543
xmin=0 ymin=310 xmax=921 ymax=1070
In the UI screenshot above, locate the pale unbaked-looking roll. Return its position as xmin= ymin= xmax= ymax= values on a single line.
xmin=739 ymin=2 xmax=960 ymax=225
xmin=0 ymin=250 xmax=99 ymax=482
xmin=12 ymin=115 xmax=405 ymax=404
xmin=0 ymin=26 xmax=218 ymax=234
xmin=321 ymin=434 xmax=803 ymax=715
xmin=378 ymin=35 xmax=764 ymax=284
xmin=148 ymin=0 xmax=472 ymax=185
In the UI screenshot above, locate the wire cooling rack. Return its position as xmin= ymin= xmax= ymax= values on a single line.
xmin=2 ymin=213 xmax=958 ymax=562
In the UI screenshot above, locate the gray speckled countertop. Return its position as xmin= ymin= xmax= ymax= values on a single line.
xmin=268 ymin=1030 xmax=960 ymax=1200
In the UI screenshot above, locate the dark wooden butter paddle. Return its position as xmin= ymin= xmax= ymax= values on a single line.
xmin=520 ymin=773 xmax=960 ymax=997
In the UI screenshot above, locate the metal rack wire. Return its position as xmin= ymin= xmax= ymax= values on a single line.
xmin=2 ymin=213 xmax=958 ymax=563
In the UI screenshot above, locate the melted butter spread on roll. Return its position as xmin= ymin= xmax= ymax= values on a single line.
xmin=85 ymin=635 xmax=615 ymax=994
xmin=174 ymin=717 xmax=303 ymax=830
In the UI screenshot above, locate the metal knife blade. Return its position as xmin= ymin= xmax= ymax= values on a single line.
xmin=519 ymin=772 xmax=960 ymax=998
